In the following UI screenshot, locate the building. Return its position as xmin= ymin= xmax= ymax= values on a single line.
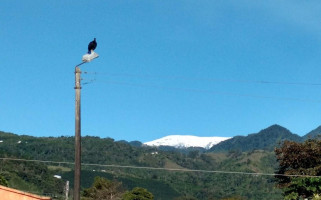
xmin=0 ymin=185 xmax=51 ymax=200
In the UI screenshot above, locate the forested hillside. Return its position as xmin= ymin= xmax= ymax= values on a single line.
xmin=302 ymin=125 xmax=321 ymax=140
xmin=210 ymin=125 xmax=303 ymax=152
xmin=0 ymin=130 xmax=285 ymax=199
xmin=0 ymin=157 xmax=65 ymax=198
xmin=1 ymin=124 xmax=319 ymax=199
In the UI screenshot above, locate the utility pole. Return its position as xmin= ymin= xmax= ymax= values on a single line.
xmin=74 ymin=66 xmax=81 ymax=200
xmin=73 ymin=48 xmax=98 ymax=200
xmin=65 ymin=181 xmax=70 ymax=200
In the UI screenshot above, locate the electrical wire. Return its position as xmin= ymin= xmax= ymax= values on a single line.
xmin=83 ymin=71 xmax=321 ymax=86
xmin=82 ymin=71 xmax=321 ymax=102
xmin=0 ymin=157 xmax=320 ymax=178
xmin=82 ymin=79 xmax=96 ymax=85
xmin=89 ymin=80 xmax=321 ymax=103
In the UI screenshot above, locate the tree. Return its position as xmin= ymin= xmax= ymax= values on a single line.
xmin=82 ymin=177 xmax=124 ymax=200
xmin=221 ymin=196 xmax=245 ymax=200
xmin=174 ymin=196 xmax=197 ymax=200
xmin=122 ymin=187 xmax=154 ymax=200
xmin=0 ymin=175 xmax=8 ymax=187
xmin=275 ymin=139 xmax=321 ymax=199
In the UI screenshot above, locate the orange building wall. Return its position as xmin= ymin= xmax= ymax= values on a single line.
xmin=0 ymin=185 xmax=51 ymax=200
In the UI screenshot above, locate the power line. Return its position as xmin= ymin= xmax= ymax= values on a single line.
xmin=89 ymin=80 xmax=321 ymax=103
xmin=82 ymin=71 xmax=321 ymax=102
xmin=0 ymin=157 xmax=320 ymax=178
xmin=82 ymin=79 xmax=96 ymax=85
xmin=83 ymin=71 xmax=321 ymax=87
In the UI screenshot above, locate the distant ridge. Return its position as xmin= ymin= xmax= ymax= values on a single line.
xmin=303 ymin=126 xmax=321 ymax=140
xmin=1 ymin=124 xmax=321 ymax=152
xmin=209 ymin=124 xmax=303 ymax=152
xmin=144 ymin=135 xmax=231 ymax=149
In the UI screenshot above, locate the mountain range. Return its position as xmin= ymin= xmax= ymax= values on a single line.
xmin=1 ymin=124 xmax=320 ymax=154
xmin=0 ymin=129 xmax=285 ymax=200
xmin=143 ymin=124 xmax=321 ymax=152
xmin=144 ymin=135 xmax=231 ymax=149
xmin=0 ymin=124 xmax=321 ymax=199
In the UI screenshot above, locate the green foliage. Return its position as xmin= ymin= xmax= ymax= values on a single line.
xmin=173 ymin=196 xmax=197 ymax=200
xmin=0 ymin=158 xmax=65 ymax=197
xmin=275 ymin=139 xmax=321 ymax=199
xmin=221 ymin=196 xmax=246 ymax=200
xmin=0 ymin=174 xmax=8 ymax=186
xmin=82 ymin=177 xmax=123 ymax=200
xmin=82 ymin=177 xmax=156 ymax=200
xmin=283 ymin=178 xmax=321 ymax=200
xmin=211 ymin=125 xmax=303 ymax=152
xmin=0 ymin=131 xmax=284 ymax=199
xmin=303 ymin=126 xmax=321 ymax=140
xmin=122 ymin=187 xmax=154 ymax=200
xmin=174 ymin=197 xmax=197 ymax=200
xmin=62 ymin=170 xmax=180 ymax=200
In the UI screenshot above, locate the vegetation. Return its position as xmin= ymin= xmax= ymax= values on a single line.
xmin=82 ymin=177 xmax=154 ymax=200
xmin=123 ymin=187 xmax=154 ymax=200
xmin=275 ymin=139 xmax=321 ymax=199
xmin=0 ymin=174 xmax=8 ymax=187
xmin=82 ymin=177 xmax=124 ymax=200
xmin=0 ymin=159 xmax=65 ymax=198
xmin=210 ymin=125 xmax=303 ymax=152
xmin=303 ymin=126 xmax=321 ymax=140
xmin=1 ymin=126 xmax=320 ymax=199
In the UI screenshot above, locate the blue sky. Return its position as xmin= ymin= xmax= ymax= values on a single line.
xmin=1 ymin=1 xmax=321 ymax=142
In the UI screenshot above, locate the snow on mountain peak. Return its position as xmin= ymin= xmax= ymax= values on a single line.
xmin=144 ymin=135 xmax=231 ymax=149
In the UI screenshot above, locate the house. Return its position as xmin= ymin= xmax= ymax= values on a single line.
xmin=0 ymin=185 xmax=51 ymax=200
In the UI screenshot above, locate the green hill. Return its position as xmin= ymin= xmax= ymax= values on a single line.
xmin=303 ymin=125 xmax=321 ymax=140
xmin=0 ymin=130 xmax=283 ymax=199
xmin=209 ymin=124 xmax=303 ymax=152
xmin=1 ymin=124 xmax=320 ymax=199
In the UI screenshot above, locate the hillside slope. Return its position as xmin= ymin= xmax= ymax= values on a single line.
xmin=303 ymin=125 xmax=321 ymax=140
xmin=0 ymin=130 xmax=282 ymax=199
xmin=209 ymin=125 xmax=303 ymax=152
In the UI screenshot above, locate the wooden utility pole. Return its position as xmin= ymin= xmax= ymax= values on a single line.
xmin=65 ymin=181 xmax=69 ymax=200
xmin=74 ymin=66 xmax=81 ymax=200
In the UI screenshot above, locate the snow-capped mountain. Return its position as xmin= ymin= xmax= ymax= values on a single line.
xmin=144 ymin=135 xmax=231 ymax=149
